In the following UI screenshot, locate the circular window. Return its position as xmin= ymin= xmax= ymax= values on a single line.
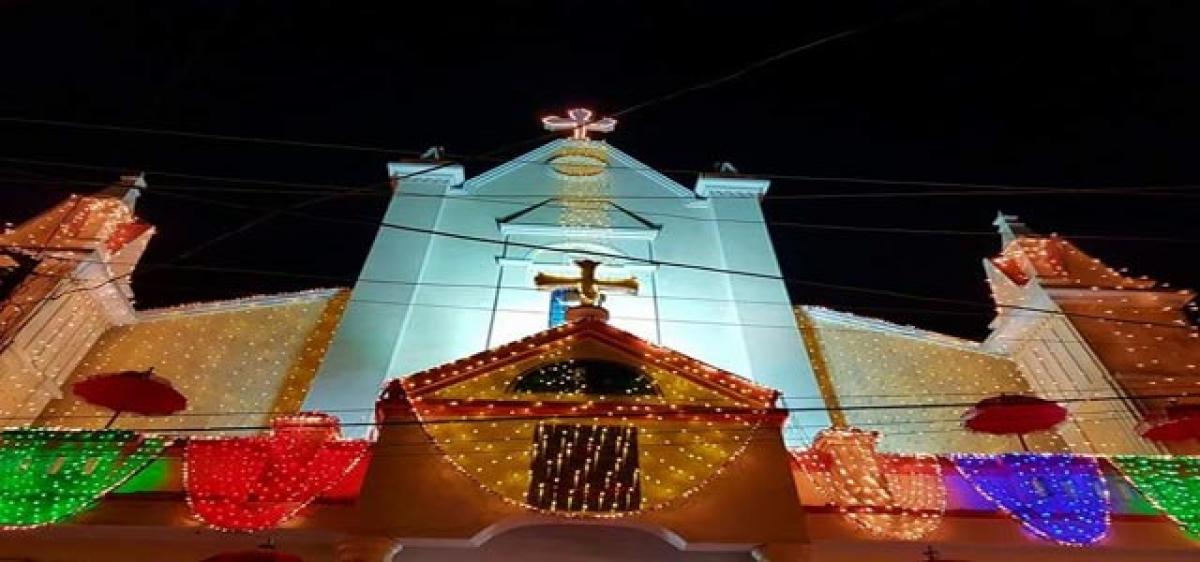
xmin=511 ymin=360 xmax=659 ymax=396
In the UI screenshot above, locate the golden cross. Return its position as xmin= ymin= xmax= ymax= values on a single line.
xmin=534 ymin=259 xmax=638 ymax=307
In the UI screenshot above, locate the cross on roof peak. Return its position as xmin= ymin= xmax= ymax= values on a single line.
xmin=541 ymin=108 xmax=617 ymax=140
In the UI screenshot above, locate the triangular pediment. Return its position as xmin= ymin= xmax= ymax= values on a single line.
xmin=400 ymin=318 xmax=777 ymax=409
xmin=496 ymin=198 xmax=660 ymax=240
xmin=462 ymin=139 xmax=697 ymax=200
xmin=392 ymin=317 xmax=786 ymax=517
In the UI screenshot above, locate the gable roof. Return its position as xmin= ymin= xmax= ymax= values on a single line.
xmin=989 ymin=215 xmax=1155 ymax=291
xmin=399 ymin=317 xmax=778 ymax=407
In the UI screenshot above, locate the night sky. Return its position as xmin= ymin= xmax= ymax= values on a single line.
xmin=1 ymin=1 xmax=1197 ymax=340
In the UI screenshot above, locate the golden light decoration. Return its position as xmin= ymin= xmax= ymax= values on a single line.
xmin=792 ymin=427 xmax=946 ymax=541
xmin=36 ymin=289 xmax=349 ymax=433
xmin=0 ymin=189 xmax=154 ymax=421
xmin=547 ymin=140 xmax=611 ymax=229
xmin=796 ymin=306 xmax=1070 ymax=455
xmin=398 ymin=319 xmax=782 ymax=518
xmin=985 ymin=227 xmax=1200 ymax=454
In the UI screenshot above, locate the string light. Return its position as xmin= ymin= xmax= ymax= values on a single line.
xmin=1111 ymin=455 xmax=1200 ymax=538
xmin=986 ymin=225 xmax=1200 ymax=454
xmin=796 ymin=307 xmax=1067 ymax=454
xmin=3 ymin=147 xmax=1196 ymax=554
xmin=792 ymin=427 xmax=945 ymax=540
xmin=398 ymin=318 xmax=781 ymax=518
xmin=512 ymin=359 xmax=658 ymax=396
xmin=994 ymin=236 xmax=1152 ymax=290
xmin=0 ymin=428 xmax=165 ymax=529
xmin=528 ymin=422 xmax=640 ymax=512
xmin=0 ymin=188 xmax=151 ymax=422
xmin=40 ymin=289 xmax=349 ymax=432
xmin=183 ymin=413 xmax=368 ymax=532
xmin=953 ymin=453 xmax=1110 ymax=546
xmin=551 ymin=140 xmax=612 ymax=229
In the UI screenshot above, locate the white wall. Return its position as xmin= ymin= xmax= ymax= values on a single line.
xmin=982 ymin=260 xmax=1156 ymax=454
xmin=307 ymin=141 xmax=829 ymax=441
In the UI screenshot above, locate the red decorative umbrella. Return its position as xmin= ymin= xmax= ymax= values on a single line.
xmin=963 ymin=394 xmax=1067 ymax=451
xmin=200 ymin=544 xmax=302 ymax=562
xmin=1139 ymin=403 xmax=1200 ymax=442
xmin=72 ymin=368 xmax=187 ymax=428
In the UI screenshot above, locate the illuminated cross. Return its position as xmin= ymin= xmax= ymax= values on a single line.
xmin=541 ymin=108 xmax=618 ymax=140
xmin=534 ymin=259 xmax=638 ymax=307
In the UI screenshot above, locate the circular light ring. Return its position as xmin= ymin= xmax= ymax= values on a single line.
xmin=547 ymin=145 xmax=609 ymax=178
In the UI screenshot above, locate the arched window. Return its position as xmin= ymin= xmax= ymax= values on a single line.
xmin=511 ymin=359 xmax=660 ymax=396
xmin=547 ymin=288 xmax=569 ymax=327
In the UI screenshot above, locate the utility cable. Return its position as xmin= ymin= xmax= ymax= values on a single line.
xmin=20 ymin=390 xmax=1197 ymax=434
xmin=5 ymin=173 xmax=1200 ymax=244
xmin=10 ymin=184 xmax=1196 ymax=333
xmin=4 ymin=154 xmax=1200 ymax=199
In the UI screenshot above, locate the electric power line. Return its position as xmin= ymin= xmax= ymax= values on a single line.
xmin=6 ymin=173 xmax=1200 ymax=245
xmin=24 ymin=390 xmax=1196 ymax=435
xmin=18 ymin=389 xmax=1147 ymax=424
xmin=4 ymin=154 xmax=1200 ymax=202
xmin=14 ymin=252 xmax=1198 ymax=343
xmin=8 ymin=183 xmax=1195 ymax=334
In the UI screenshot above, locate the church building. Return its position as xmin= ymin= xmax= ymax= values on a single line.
xmin=0 ymin=109 xmax=1197 ymax=561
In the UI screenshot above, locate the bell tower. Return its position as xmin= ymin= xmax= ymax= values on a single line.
xmin=0 ymin=173 xmax=154 ymax=421
xmin=983 ymin=213 xmax=1197 ymax=454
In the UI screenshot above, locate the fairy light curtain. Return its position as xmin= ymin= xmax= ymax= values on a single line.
xmin=792 ymin=428 xmax=945 ymax=540
xmin=527 ymin=423 xmax=640 ymax=512
xmin=184 ymin=413 xmax=369 ymax=532
xmin=953 ymin=454 xmax=1110 ymax=546
xmin=0 ymin=428 xmax=165 ymax=529
xmin=545 ymin=138 xmax=612 ymax=229
xmin=1112 ymin=456 xmax=1200 ymax=538
xmin=400 ymin=320 xmax=782 ymax=517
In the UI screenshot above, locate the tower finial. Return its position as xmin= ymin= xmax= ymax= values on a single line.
xmin=993 ymin=211 xmax=1034 ymax=247
xmin=97 ymin=171 xmax=146 ymax=210
xmin=542 ymin=108 xmax=617 ymax=140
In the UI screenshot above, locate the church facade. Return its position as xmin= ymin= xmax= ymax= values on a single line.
xmin=0 ymin=110 xmax=1197 ymax=561
xmin=301 ymin=123 xmax=828 ymax=439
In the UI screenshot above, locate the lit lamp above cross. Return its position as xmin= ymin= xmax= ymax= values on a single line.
xmin=534 ymin=259 xmax=638 ymax=322
xmin=541 ymin=108 xmax=617 ymax=140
